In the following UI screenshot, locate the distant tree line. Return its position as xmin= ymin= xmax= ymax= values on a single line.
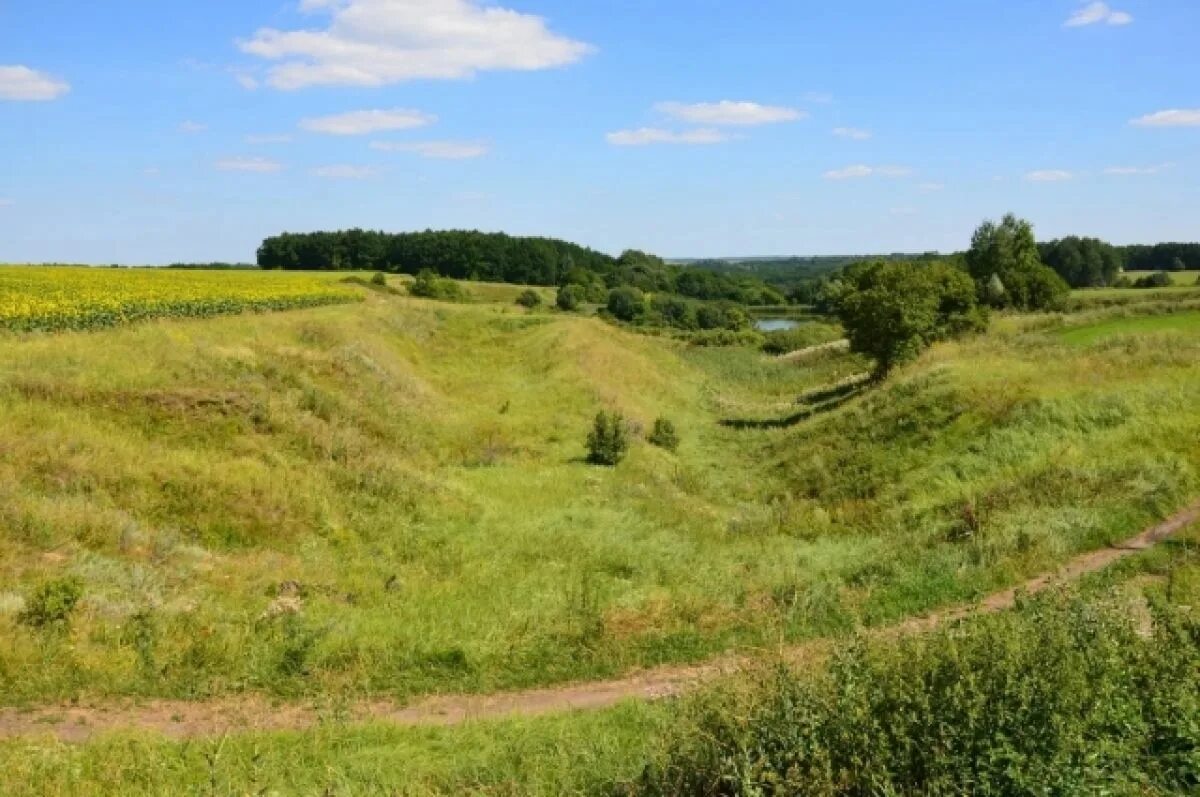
xmin=1118 ymin=242 xmax=1200 ymax=272
xmin=257 ymin=229 xmax=784 ymax=305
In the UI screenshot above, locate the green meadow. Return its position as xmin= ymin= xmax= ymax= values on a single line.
xmin=1 ymin=273 xmax=1198 ymax=794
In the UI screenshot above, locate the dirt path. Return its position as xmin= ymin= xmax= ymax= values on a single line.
xmin=3 ymin=502 xmax=1197 ymax=743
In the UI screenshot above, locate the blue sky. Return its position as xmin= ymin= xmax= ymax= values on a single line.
xmin=1 ymin=0 xmax=1198 ymax=263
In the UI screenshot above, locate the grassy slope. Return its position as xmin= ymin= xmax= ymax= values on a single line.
xmin=1 ymin=282 xmax=1199 ymax=793
xmin=3 ymin=288 xmax=1200 ymax=706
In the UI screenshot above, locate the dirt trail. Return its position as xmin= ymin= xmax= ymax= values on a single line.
xmin=2 ymin=502 xmax=1197 ymax=743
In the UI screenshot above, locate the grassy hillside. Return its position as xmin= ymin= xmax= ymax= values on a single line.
xmin=2 ymin=276 xmax=1199 ymax=708
xmin=0 ymin=270 xmax=1198 ymax=793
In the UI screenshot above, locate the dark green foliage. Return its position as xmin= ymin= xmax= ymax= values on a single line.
xmin=695 ymin=303 xmax=750 ymax=331
xmin=1134 ymin=271 xmax=1174 ymax=289
xmin=1039 ymin=236 xmax=1124 ymax=287
xmin=966 ymin=214 xmax=1070 ymax=310
xmin=257 ymin=229 xmax=781 ymax=307
xmin=409 ymin=269 xmax=466 ymax=301
xmin=556 ymin=284 xmax=582 ymax=311
xmin=648 ymin=418 xmax=680 ymax=452
xmin=370 ymin=271 xmax=388 ymax=287
xmin=516 ymin=289 xmax=543 ymax=308
xmin=834 ymin=260 xmax=987 ymax=377
xmin=607 ymin=287 xmax=647 ymax=322
xmin=1120 ymin=242 xmax=1200 ymax=271
xmin=586 ymin=412 xmax=629 ymax=466
xmin=627 ymin=594 xmax=1200 ymax=796
xmin=18 ymin=578 xmax=83 ymax=630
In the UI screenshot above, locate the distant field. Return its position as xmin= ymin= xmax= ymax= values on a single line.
xmin=1124 ymin=270 xmax=1200 ymax=286
xmin=0 ymin=266 xmax=360 ymax=333
xmin=1059 ymin=310 xmax=1200 ymax=345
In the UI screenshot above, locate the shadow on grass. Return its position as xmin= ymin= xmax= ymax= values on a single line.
xmin=720 ymin=380 xmax=870 ymax=430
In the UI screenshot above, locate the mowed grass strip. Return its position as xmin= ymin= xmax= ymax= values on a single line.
xmin=1058 ymin=310 xmax=1200 ymax=345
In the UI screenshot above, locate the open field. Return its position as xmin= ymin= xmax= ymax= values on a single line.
xmin=1124 ymin=270 xmax=1200 ymax=286
xmin=0 ymin=269 xmax=1198 ymax=793
xmin=0 ymin=267 xmax=361 ymax=333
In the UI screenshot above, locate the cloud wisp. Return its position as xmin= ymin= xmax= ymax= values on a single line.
xmin=1130 ymin=109 xmax=1200 ymax=128
xmin=1024 ymin=169 xmax=1074 ymax=182
xmin=606 ymin=128 xmax=730 ymax=146
xmin=371 ymin=140 xmax=490 ymax=159
xmin=1065 ymin=2 xmax=1133 ymax=28
xmin=1103 ymin=163 xmax=1174 ymax=175
xmin=240 ymin=0 xmax=594 ymax=90
xmin=312 ymin=165 xmax=378 ymax=179
xmin=0 ymin=65 xmax=70 ymax=101
xmin=300 ymin=109 xmax=436 ymax=135
xmin=655 ymin=101 xmax=804 ymax=126
xmin=823 ymin=164 xmax=913 ymax=180
xmin=215 ymin=157 xmax=285 ymax=174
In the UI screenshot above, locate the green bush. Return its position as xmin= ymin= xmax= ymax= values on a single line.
xmin=516 ymin=289 xmax=543 ymax=308
xmin=648 ymin=418 xmax=679 ymax=452
xmin=409 ymin=269 xmax=466 ymax=301
xmin=1134 ymin=271 xmax=1174 ymax=289
xmin=556 ymin=285 xmax=582 ymax=311
xmin=607 ymin=287 xmax=646 ymax=322
xmin=586 ymin=411 xmax=629 ymax=466
xmin=370 ymin=271 xmax=388 ymax=287
xmin=625 ymin=593 xmax=1200 ymax=796
xmin=18 ymin=578 xmax=83 ymax=630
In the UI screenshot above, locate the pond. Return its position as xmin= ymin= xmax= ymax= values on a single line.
xmin=754 ymin=318 xmax=801 ymax=332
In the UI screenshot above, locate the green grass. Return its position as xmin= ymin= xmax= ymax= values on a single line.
xmin=0 ymin=703 xmax=667 ymax=796
xmin=1124 ymin=270 xmax=1200 ymax=286
xmin=1059 ymin=311 xmax=1200 ymax=345
xmin=2 ymin=287 xmax=1200 ymax=707
xmin=2 ymin=273 xmax=1200 ymax=793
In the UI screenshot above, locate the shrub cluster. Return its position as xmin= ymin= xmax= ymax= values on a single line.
xmin=409 ymin=269 xmax=466 ymax=301
xmin=625 ymin=593 xmax=1200 ymax=796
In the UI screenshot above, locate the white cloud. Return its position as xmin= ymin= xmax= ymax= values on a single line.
xmin=1104 ymin=163 xmax=1174 ymax=175
xmin=179 ymin=120 xmax=208 ymax=133
xmin=1024 ymin=169 xmax=1074 ymax=182
xmin=1130 ymin=109 xmax=1200 ymax=128
xmin=234 ymin=74 xmax=260 ymax=90
xmin=655 ymin=101 xmax=805 ymax=126
xmin=240 ymin=0 xmax=594 ymax=90
xmin=300 ymin=108 xmax=436 ymax=135
xmin=370 ymin=140 xmax=490 ymax=159
xmin=823 ymin=164 xmax=913 ymax=180
xmin=0 ymin=65 xmax=70 ymax=101
xmin=216 ymin=157 xmax=285 ymax=173
xmin=1065 ymin=2 xmax=1133 ymax=27
xmin=832 ymin=126 xmax=871 ymax=140
xmin=312 ymin=164 xmax=378 ymax=179
xmin=245 ymin=133 xmax=294 ymax=144
xmin=606 ymin=128 xmax=730 ymax=146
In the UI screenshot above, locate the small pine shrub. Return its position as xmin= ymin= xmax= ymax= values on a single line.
xmin=586 ymin=411 xmax=629 ymax=466
xmin=516 ymin=289 xmax=542 ymax=308
xmin=370 ymin=271 xmax=388 ymax=287
xmin=648 ymin=418 xmax=680 ymax=452
xmin=18 ymin=577 xmax=83 ymax=630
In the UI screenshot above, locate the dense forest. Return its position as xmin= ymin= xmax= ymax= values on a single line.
xmin=258 ymin=230 xmax=786 ymax=305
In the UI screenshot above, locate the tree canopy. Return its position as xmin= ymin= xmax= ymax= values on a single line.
xmin=965 ymin=215 xmax=1070 ymax=310
xmin=1038 ymin=236 xmax=1123 ymax=288
xmin=834 ymin=260 xmax=987 ymax=378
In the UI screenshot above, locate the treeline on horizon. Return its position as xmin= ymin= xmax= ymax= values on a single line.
xmin=257 ymin=229 xmax=787 ymax=305
xmin=694 ymin=240 xmax=1200 ymax=296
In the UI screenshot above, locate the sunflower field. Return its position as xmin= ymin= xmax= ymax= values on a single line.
xmin=0 ymin=267 xmax=361 ymax=333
